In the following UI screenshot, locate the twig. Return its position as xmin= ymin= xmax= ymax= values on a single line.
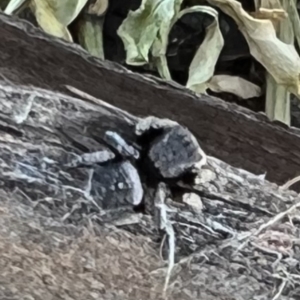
xmin=272 ymin=278 xmax=287 ymax=300
xmin=281 ymin=175 xmax=300 ymax=190
xmin=155 ymin=183 xmax=176 ymax=296
xmin=159 ymin=234 xmax=167 ymax=261
xmin=234 ymin=201 xmax=300 ymax=255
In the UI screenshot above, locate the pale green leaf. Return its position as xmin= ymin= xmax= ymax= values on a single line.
xmin=31 ymin=0 xmax=73 ymax=42
xmin=78 ymin=16 xmax=105 ymax=59
xmin=183 ymin=6 xmax=224 ymax=93
xmin=208 ymin=75 xmax=262 ymax=99
xmin=265 ymin=73 xmax=290 ymax=124
xmin=41 ymin=0 xmax=88 ymax=26
xmin=117 ymin=0 xmax=183 ymax=66
xmin=33 ymin=0 xmax=88 ymax=26
xmin=150 ymin=0 xmax=183 ymax=79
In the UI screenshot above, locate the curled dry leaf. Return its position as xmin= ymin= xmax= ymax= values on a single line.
xmin=43 ymin=0 xmax=88 ymax=26
xmin=77 ymin=0 xmax=109 ymax=59
xmin=184 ymin=6 xmax=224 ymax=93
xmin=117 ymin=0 xmax=183 ymax=67
xmin=5 ymin=0 xmax=107 ymax=57
xmin=31 ymin=0 xmax=73 ymax=42
xmin=78 ymin=17 xmax=105 ymax=59
xmin=208 ymin=75 xmax=262 ymax=99
xmin=207 ymin=0 xmax=300 ymax=96
xmin=151 ymin=0 xmax=184 ymax=79
xmin=6 ymin=0 xmax=88 ymax=42
xmin=118 ymin=0 xmax=223 ymax=89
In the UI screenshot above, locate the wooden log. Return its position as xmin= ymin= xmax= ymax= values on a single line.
xmin=0 ymin=79 xmax=299 ymax=299
xmin=1 ymin=13 xmax=300 ymax=186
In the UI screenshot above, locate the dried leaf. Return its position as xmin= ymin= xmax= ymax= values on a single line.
xmin=77 ymin=0 xmax=108 ymax=58
xmin=31 ymin=0 xmax=72 ymax=42
xmin=208 ymin=75 xmax=262 ymax=99
xmin=265 ymin=73 xmax=290 ymax=124
xmin=257 ymin=0 xmax=292 ymax=125
xmin=207 ymin=0 xmax=300 ymax=96
xmin=117 ymin=0 xmax=183 ymax=66
xmin=150 ymin=0 xmax=183 ymax=79
xmin=42 ymin=0 xmax=88 ymax=26
xmin=78 ymin=16 xmax=105 ymax=59
xmin=184 ymin=6 xmax=224 ymax=93
xmin=118 ymin=0 xmax=223 ymax=87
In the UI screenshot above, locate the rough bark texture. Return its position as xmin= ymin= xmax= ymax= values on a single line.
xmin=1 ymin=13 xmax=300 ymax=187
xmin=0 ymin=78 xmax=300 ymax=300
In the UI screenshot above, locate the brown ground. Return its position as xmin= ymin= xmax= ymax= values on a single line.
xmin=0 ymin=189 xmax=172 ymax=300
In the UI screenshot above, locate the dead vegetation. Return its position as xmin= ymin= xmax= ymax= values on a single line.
xmin=0 ymin=190 xmax=166 ymax=300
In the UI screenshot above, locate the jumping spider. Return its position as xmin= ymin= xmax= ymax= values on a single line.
xmin=67 ymin=116 xmax=207 ymax=212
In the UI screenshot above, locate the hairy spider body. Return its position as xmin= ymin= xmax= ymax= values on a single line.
xmin=67 ymin=116 xmax=206 ymax=210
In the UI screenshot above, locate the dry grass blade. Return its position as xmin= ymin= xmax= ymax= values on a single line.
xmin=235 ymin=200 xmax=300 ymax=254
xmin=260 ymin=0 xmax=293 ymax=125
xmin=281 ymin=174 xmax=300 ymax=190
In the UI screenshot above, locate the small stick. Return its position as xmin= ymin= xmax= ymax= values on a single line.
xmin=154 ymin=183 xmax=175 ymax=296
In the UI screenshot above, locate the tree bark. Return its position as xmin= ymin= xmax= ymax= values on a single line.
xmin=0 ymin=76 xmax=299 ymax=299
xmin=1 ymin=13 xmax=300 ymax=187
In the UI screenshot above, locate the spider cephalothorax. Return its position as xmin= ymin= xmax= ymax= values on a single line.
xmin=135 ymin=116 xmax=207 ymax=183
